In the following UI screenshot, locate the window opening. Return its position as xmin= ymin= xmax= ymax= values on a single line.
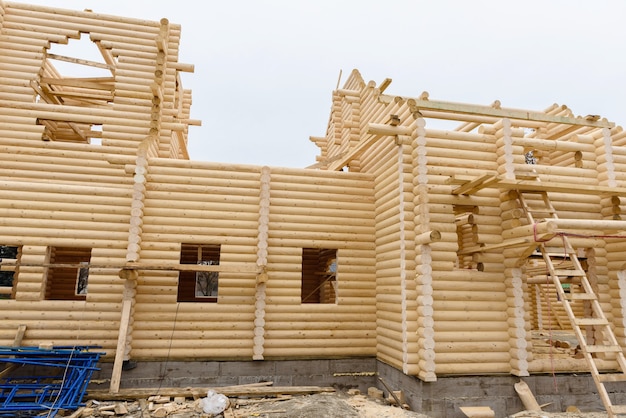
xmin=0 ymin=245 xmax=20 ymax=300
xmin=301 ymin=248 xmax=337 ymax=304
xmin=527 ymin=249 xmax=592 ymax=365
xmin=45 ymin=247 xmax=91 ymax=300
xmin=177 ymin=244 xmax=220 ymax=302
xmin=34 ymin=33 xmax=115 ymax=143
xmin=454 ymin=206 xmax=478 ymax=269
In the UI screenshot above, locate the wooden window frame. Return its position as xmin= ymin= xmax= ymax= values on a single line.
xmin=0 ymin=245 xmax=20 ymax=300
xmin=177 ymin=244 xmax=220 ymax=303
xmin=301 ymin=248 xmax=337 ymax=304
xmin=44 ymin=246 xmax=91 ymax=300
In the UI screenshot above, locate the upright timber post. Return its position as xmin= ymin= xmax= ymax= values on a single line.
xmin=110 ymin=17 xmax=169 ymax=392
xmin=110 ymin=136 xmax=152 ymax=393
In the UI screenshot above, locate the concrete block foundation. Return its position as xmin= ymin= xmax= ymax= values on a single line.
xmin=90 ymin=359 xmax=626 ymax=417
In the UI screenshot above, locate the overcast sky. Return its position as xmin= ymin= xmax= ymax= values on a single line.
xmin=18 ymin=1 xmax=626 ymax=168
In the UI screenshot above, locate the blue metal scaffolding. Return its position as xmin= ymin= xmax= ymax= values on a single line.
xmin=0 ymin=345 xmax=103 ymax=417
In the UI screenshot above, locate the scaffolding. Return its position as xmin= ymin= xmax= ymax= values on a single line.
xmin=0 ymin=346 xmax=102 ymax=417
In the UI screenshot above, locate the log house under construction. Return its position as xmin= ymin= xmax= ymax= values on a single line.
xmin=1 ymin=2 xmax=626 ymax=416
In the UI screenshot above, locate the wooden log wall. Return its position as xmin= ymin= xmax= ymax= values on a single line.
xmin=317 ymin=69 xmax=626 ymax=380
xmin=422 ymin=125 xmax=509 ymax=376
xmin=0 ymin=1 xmax=193 ymax=159
xmin=3 ymin=1 xmax=626 ymax=381
xmin=129 ymin=159 xmax=377 ymax=360
xmin=0 ymin=152 xmax=378 ymax=360
xmin=340 ymin=76 xmax=420 ymax=375
xmin=0 ymin=121 xmax=133 ymax=354
xmin=263 ymin=166 xmax=376 ymax=358
xmin=598 ymin=126 xmax=626 ymax=347
xmin=0 ymin=1 xmax=197 ymax=357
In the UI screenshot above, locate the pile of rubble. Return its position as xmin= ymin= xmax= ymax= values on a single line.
xmin=63 ymin=396 xmax=209 ymax=417
xmin=56 ymin=383 xmax=429 ymax=418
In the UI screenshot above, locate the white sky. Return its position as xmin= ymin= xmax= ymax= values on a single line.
xmin=17 ymin=1 xmax=626 ymax=168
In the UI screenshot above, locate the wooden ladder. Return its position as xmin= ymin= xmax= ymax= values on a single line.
xmin=517 ymin=190 xmax=626 ymax=417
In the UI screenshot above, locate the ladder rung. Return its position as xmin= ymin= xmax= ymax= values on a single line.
xmin=526 ymin=208 xmax=554 ymax=215
xmin=586 ymin=345 xmax=622 ymax=353
xmin=566 ymin=293 xmax=597 ymax=301
xmin=553 ymin=269 xmax=586 ymax=277
xmin=545 ymin=250 xmax=577 ymax=257
xmin=610 ymin=405 xmax=626 ymax=414
xmin=598 ymin=373 xmax=626 ymax=383
xmin=576 ymin=318 xmax=609 ymax=326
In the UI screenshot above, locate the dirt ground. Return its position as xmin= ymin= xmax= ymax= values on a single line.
xmin=77 ymin=392 xmax=430 ymax=417
xmin=75 ymin=391 xmax=614 ymax=418
xmin=234 ymin=393 xmax=611 ymax=418
xmin=232 ymin=392 xmax=429 ymax=418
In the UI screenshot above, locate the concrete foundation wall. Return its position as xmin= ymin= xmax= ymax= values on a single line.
xmin=91 ymin=359 xmax=626 ymax=417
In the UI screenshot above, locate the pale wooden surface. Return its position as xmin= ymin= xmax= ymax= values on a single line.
xmin=1 ymin=2 xmax=626 ymax=385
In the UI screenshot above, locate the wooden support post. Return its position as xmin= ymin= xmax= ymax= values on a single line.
xmin=109 ymin=279 xmax=135 ymax=393
xmin=253 ymin=166 xmax=270 ymax=360
xmin=13 ymin=324 xmax=26 ymax=346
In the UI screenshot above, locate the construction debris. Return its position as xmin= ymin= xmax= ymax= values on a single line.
xmin=86 ymin=382 xmax=335 ymax=401
xmin=460 ymin=406 xmax=496 ymax=418
xmin=515 ymin=380 xmax=542 ymax=412
xmin=53 ymin=385 xmax=430 ymax=417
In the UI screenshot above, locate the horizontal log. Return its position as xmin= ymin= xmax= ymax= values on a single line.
xmin=0 ymin=179 xmax=131 ymax=198
xmin=435 ymin=341 xmax=510 ymax=353
xmin=514 ymin=164 xmax=598 ymax=179
xmin=503 ymin=221 xmax=557 ymax=240
xmin=414 ymin=230 xmax=442 ymax=245
xmin=497 ymin=178 xmax=626 ymax=195
xmin=528 ymin=358 xmax=593 ymax=373
xmin=270 ymin=171 xmax=373 ymax=186
xmin=425 ymin=146 xmax=496 ymax=162
xmin=512 ymin=137 xmax=595 ymax=153
xmin=428 ymin=291 xmax=509 ymax=307
xmin=431 ymin=280 xmax=506 ymax=292
xmin=423 ymin=155 xmax=497 ymax=170
xmin=6 ymin=3 xmax=164 ymax=29
xmin=1 ymin=260 xmax=260 ymax=274
xmin=552 ymin=219 xmax=626 ymax=231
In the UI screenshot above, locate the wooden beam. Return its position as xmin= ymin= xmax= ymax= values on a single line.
xmin=40 ymin=76 xmax=115 ymax=91
xmin=326 ymin=123 xmax=412 ymax=170
xmin=496 ymin=178 xmax=626 ymax=196
xmin=94 ymin=41 xmax=117 ymax=68
xmin=0 ymin=326 xmax=28 ymax=379
xmin=378 ymin=78 xmax=392 ymax=93
xmin=327 ymin=134 xmax=384 ymax=171
xmin=47 ymin=53 xmax=113 ymax=71
xmin=0 ymin=261 xmax=261 ymax=273
xmin=452 ymin=173 xmax=499 ymax=195
xmin=87 ymin=385 xmax=335 ymax=401
xmin=41 ymin=88 xmax=113 ymax=102
xmin=552 ymin=219 xmax=626 ymax=231
xmin=68 ymin=122 xmax=88 ymax=141
xmin=109 ymin=297 xmax=132 ymax=393
xmin=367 ymin=123 xmax=412 ymax=137
xmin=13 ymin=325 xmax=26 ymax=346
xmin=458 ymin=237 xmax=543 ymax=255
xmin=387 ymin=95 xmax=614 ymax=128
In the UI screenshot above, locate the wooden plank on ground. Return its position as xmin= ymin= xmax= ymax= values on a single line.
xmin=86 ymin=385 xmax=335 ymax=401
